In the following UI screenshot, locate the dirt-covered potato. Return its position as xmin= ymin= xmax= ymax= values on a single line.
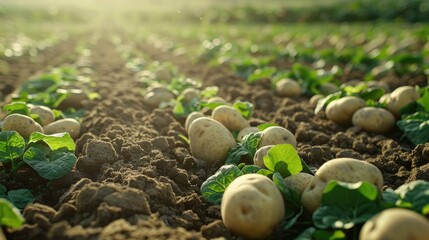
xmin=359 ymin=208 xmax=429 ymax=240
xmin=283 ymin=173 xmax=314 ymax=197
xmin=301 ymin=158 xmax=383 ymax=213
xmin=155 ymin=68 xmax=172 ymax=82
xmin=221 ymin=174 xmax=285 ymax=239
xmin=275 ymin=78 xmax=301 ymax=98
xmin=253 ymin=145 xmax=274 ymax=168
xmin=1 ymin=113 xmax=44 ymax=138
xmin=386 ymin=86 xmax=419 ymax=118
xmin=188 ymin=117 xmax=236 ymax=163
xmin=258 ymin=126 xmax=297 ymax=149
xmin=325 ymin=96 xmax=366 ymax=125
xmin=43 ymin=118 xmax=81 ymax=139
xmin=236 ymin=127 xmax=259 ymax=142
xmin=352 ymin=107 xmax=396 ymax=134
xmin=211 ymin=105 xmax=250 ymax=132
xmin=185 ymin=112 xmax=205 ymax=133
xmin=309 ymin=94 xmax=324 ymax=107
xmin=143 ymin=88 xmax=175 ymax=108
xmin=29 ymin=105 xmax=55 ymax=126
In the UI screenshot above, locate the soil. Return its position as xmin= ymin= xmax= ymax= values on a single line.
xmin=2 ymin=29 xmax=429 ymax=240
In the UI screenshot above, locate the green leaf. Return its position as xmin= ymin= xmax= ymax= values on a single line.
xmin=248 ymin=66 xmax=276 ymax=83
xmin=199 ymin=101 xmax=225 ymax=110
xmin=201 ymin=86 xmax=219 ymax=99
xmin=0 ymin=198 xmax=25 ymax=228
xmin=225 ymin=132 xmax=261 ymax=165
xmin=233 ymin=101 xmax=253 ymax=120
xmin=397 ymin=115 xmax=429 ymax=145
xmin=314 ymin=92 xmax=343 ymax=115
xmin=263 ymin=144 xmax=302 ymax=178
xmin=7 ymin=189 xmax=35 ymax=210
xmin=3 ymin=102 xmax=29 ymax=116
xmin=28 ymin=132 xmax=76 ymax=152
xmin=417 ymin=88 xmax=429 ymax=111
xmin=359 ymin=88 xmax=385 ymax=101
xmin=256 ymin=169 xmax=274 ymax=177
xmin=257 ymin=123 xmax=277 ymax=131
xmin=313 ymin=181 xmax=381 ymax=229
xmin=295 ymin=228 xmax=316 ymax=240
xmin=23 ymin=146 xmax=77 ymax=180
xmin=0 ymin=131 xmax=25 ymax=164
xmin=200 ymin=165 xmax=243 ymax=204
xmin=241 ymin=165 xmax=262 ymax=174
xmin=392 ymin=180 xmax=429 ymax=214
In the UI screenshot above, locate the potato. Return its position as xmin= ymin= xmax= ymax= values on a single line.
xmin=221 ymin=174 xmax=285 ymax=239
xmin=275 ymin=78 xmax=301 ymax=98
xmin=386 ymin=86 xmax=419 ymax=118
xmin=211 ymin=105 xmax=250 ymax=132
xmin=253 ymin=145 xmax=274 ymax=168
xmin=325 ymin=96 xmax=365 ymax=125
xmin=1 ymin=113 xmax=44 ymax=138
xmin=58 ymin=88 xmax=89 ymax=110
xmin=29 ymin=105 xmax=55 ymax=126
xmin=143 ymin=88 xmax=175 ymax=108
xmin=319 ymin=82 xmax=340 ymax=95
xmin=236 ymin=127 xmax=259 ymax=142
xmin=301 ymin=158 xmax=383 ymax=213
xmin=378 ymin=93 xmax=390 ymax=104
xmin=309 ymin=94 xmax=324 ymax=107
xmin=44 ymin=118 xmax=81 ymax=139
xmin=359 ymin=208 xmax=429 ymax=240
xmin=207 ymin=96 xmax=227 ymax=104
xmin=185 ymin=112 xmax=205 ymax=133
xmin=283 ymin=173 xmax=314 ymax=197
xmin=155 ymin=68 xmax=172 ymax=82
xmin=188 ymin=117 xmax=236 ymax=163
xmin=180 ymin=88 xmax=200 ymax=103
xmin=258 ymin=126 xmax=297 ymax=149
xmin=352 ymin=107 xmax=396 ymax=134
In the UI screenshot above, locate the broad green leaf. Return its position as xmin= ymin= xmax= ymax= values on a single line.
xmin=313 ymin=181 xmax=381 ymax=229
xmin=314 ymin=92 xmax=343 ymax=114
xmin=295 ymin=228 xmax=316 ymax=240
xmin=417 ymin=88 xmax=429 ymax=111
xmin=23 ymin=146 xmax=77 ymax=180
xmin=233 ymin=101 xmax=253 ymax=120
xmin=241 ymin=165 xmax=262 ymax=174
xmin=200 ymin=86 xmax=218 ymax=99
xmin=0 ymin=131 xmax=25 ymax=163
xmin=225 ymin=132 xmax=261 ymax=165
xmin=6 ymin=189 xmax=35 ymax=210
xmin=393 ymin=180 xmax=429 ymax=214
xmin=0 ymin=198 xmax=25 ymax=228
xmin=200 ymin=165 xmax=243 ymax=204
xmin=263 ymin=144 xmax=302 ymax=178
xmin=248 ymin=66 xmax=276 ymax=83
xmin=28 ymin=132 xmax=75 ymax=152
xmin=2 ymin=102 xmax=29 ymax=116
xmin=0 ymin=185 xmax=6 ymax=197
xmin=199 ymin=101 xmax=225 ymax=110
xmin=397 ymin=116 xmax=429 ymax=145
xmin=256 ymin=169 xmax=274 ymax=177
xmin=257 ymin=123 xmax=277 ymax=131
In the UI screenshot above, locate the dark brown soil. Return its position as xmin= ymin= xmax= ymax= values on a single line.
xmin=3 ymin=29 xmax=429 ymax=240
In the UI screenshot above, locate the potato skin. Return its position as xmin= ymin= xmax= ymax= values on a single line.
xmin=180 ymin=88 xmax=200 ymax=103
xmin=258 ymin=126 xmax=297 ymax=149
xmin=326 ymin=96 xmax=366 ymax=125
xmin=43 ymin=118 xmax=81 ymax=139
xmin=185 ymin=112 xmax=205 ymax=133
xmin=283 ymin=173 xmax=314 ymax=197
xmin=310 ymin=94 xmax=324 ymax=107
xmin=2 ymin=113 xmax=44 ymax=138
xmin=221 ymin=174 xmax=285 ymax=239
xmin=29 ymin=105 xmax=55 ymax=126
xmin=143 ymin=89 xmax=175 ymax=108
xmin=275 ymin=78 xmax=301 ymax=98
xmin=236 ymin=127 xmax=259 ymax=142
xmin=386 ymin=86 xmax=419 ymax=118
xmin=352 ymin=107 xmax=396 ymax=134
xmin=301 ymin=158 xmax=383 ymax=213
xmin=253 ymin=145 xmax=274 ymax=168
xmin=211 ymin=105 xmax=250 ymax=132
xmin=359 ymin=208 xmax=429 ymax=240
xmin=188 ymin=117 xmax=236 ymax=163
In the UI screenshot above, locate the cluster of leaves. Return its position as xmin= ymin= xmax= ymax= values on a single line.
xmin=0 ymin=131 xmax=77 ymax=180
xmin=397 ymin=87 xmax=429 ymax=145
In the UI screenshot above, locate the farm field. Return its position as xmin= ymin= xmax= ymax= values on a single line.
xmin=1 ymin=0 xmax=429 ymax=239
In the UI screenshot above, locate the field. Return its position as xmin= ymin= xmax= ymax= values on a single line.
xmin=1 ymin=0 xmax=429 ymax=239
